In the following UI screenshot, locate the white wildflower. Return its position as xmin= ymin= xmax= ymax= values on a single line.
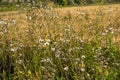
xmin=80 ymin=12 xmax=86 ymax=15
xmin=0 ymin=20 xmax=4 ymax=25
xmin=28 ymin=3 xmax=31 ymax=7
xmin=63 ymin=66 xmax=69 ymax=71
xmin=11 ymin=48 xmax=16 ymax=52
xmin=102 ymin=32 xmax=106 ymax=36
xmin=28 ymin=16 xmax=32 ymax=20
xmin=76 ymin=47 xmax=80 ymax=50
xmin=19 ymin=53 xmax=22 ymax=56
xmin=75 ymin=61 xmax=78 ymax=65
xmin=33 ymin=1 xmax=35 ymax=4
xmin=44 ymin=42 xmax=49 ymax=46
xmin=40 ymin=58 xmax=51 ymax=63
xmin=9 ymin=20 xmax=16 ymax=26
xmin=75 ymin=58 xmax=80 ymax=61
xmin=87 ymin=73 xmax=90 ymax=77
xmin=89 ymin=21 xmax=92 ymax=24
xmin=68 ymin=48 xmax=72 ymax=52
xmin=41 ymin=66 xmax=45 ymax=70
xmin=10 ymin=44 xmax=13 ymax=47
xmin=0 ymin=32 xmax=3 ymax=35
xmin=54 ymin=42 xmax=57 ymax=44
xmin=55 ymin=50 xmax=61 ymax=58
xmin=80 ymin=68 xmax=85 ymax=72
xmin=65 ymin=28 xmax=70 ymax=32
xmin=108 ymin=27 xmax=113 ymax=30
xmin=16 ymin=4 xmax=20 ymax=8
xmin=39 ymin=38 xmax=44 ymax=42
xmin=98 ymin=47 xmax=102 ymax=50
xmin=80 ymin=40 xmax=84 ymax=43
xmin=19 ymin=71 xmax=22 ymax=74
xmin=105 ymin=30 xmax=109 ymax=33
xmin=51 ymin=48 xmax=55 ymax=51
xmin=111 ymin=31 xmax=114 ymax=34
xmin=12 ymin=20 xmax=16 ymax=24
xmin=81 ymin=55 xmax=86 ymax=59
xmin=18 ymin=60 xmax=23 ymax=64
xmin=80 ymin=47 xmax=83 ymax=50
xmin=61 ymin=38 xmax=66 ymax=42
xmin=82 ymin=77 xmax=85 ymax=80
xmin=11 ymin=47 xmax=18 ymax=52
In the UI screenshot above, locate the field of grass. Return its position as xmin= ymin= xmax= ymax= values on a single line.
xmin=0 ymin=4 xmax=120 ymax=80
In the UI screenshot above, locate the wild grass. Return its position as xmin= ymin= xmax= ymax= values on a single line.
xmin=0 ymin=5 xmax=120 ymax=80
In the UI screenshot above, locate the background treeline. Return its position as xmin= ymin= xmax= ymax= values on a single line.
xmin=0 ymin=0 xmax=120 ymax=6
xmin=52 ymin=0 xmax=120 ymax=5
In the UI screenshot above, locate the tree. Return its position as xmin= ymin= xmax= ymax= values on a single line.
xmin=67 ymin=0 xmax=75 ymax=5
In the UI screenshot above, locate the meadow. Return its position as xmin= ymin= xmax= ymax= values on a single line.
xmin=0 ymin=4 xmax=120 ymax=80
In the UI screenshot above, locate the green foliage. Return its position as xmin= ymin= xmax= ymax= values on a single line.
xmin=2 ymin=0 xmax=119 ymax=5
xmin=0 ymin=0 xmax=120 ymax=9
xmin=53 ymin=0 xmax=68 ymax=5
xmin=53 ymin=0 xmax=120 ymax=5
xmin=0 ymin=3 xmax=19 ymax=12
xmin=62 ymin=0 xmax=68 ymax=5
